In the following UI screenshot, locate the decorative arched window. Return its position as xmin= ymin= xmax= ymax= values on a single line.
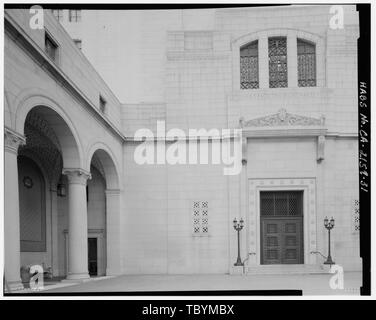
xmin=240 ymin=40 xmax=259 ymax=89
xmin=268 ymin=37 xmax=288 ymax=88
xmin=297 ymin=39 xmax=316 ymax=87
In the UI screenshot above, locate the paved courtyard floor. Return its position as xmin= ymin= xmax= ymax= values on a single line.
xmin=17 ymin=272 xmax=362 ymax=296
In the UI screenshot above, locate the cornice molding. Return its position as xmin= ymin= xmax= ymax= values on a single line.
xmin=240 ymin=109 xmax=327 ymax=138
xmin=241 ymin=108 xmax=325 ymax=128
xmin=4 ymin=12 xmax=126 ymax=143
xmin=239 ymin=109 xmax=327 ymax=162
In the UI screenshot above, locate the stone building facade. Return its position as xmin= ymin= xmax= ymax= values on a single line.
xmin=4 ymin=5 xmax=360 ymax=290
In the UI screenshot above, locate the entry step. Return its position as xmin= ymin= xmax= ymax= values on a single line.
xmin=243 ymin=264 xmax=331 ymax=275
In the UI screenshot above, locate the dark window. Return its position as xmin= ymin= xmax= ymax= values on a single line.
xmin=260 ymin=191 xmax=303 ymax=217
xmin=74 ymin=39 xmax=82 ymax=50
xmin=99 ymin=96 xmax=106 ymax=113
xmin=268 ymin=37 xmax=288 ymax=88
xmin=69 ymin=9 xmax=81 ymax=22
xmin=52 ymin=9 xmax=63 ymax=22
xmin=45 ymin=33 xmax=58 ymax=62
xmin=297 ymin=39 xmax=316 ymax=87
xmin=240 ymin=41 xmax=259 ymax=89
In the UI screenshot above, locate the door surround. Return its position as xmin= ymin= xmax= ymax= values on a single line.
xmin=64 ymin=228 xmax=106 ymax=276
xmin=247 ymin=178 xmax=318 ymax=266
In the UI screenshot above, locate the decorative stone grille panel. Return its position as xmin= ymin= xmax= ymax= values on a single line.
xmin=193 ymin=201 xmax=209 ymax=236
xmin=354 ymin=199 xmax=360 ymax=232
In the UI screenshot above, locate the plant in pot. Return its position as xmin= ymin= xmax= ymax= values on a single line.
xmin=20 ymin=265 xmax=32 ymax=288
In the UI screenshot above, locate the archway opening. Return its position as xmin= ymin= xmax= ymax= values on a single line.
xmin=18 ymin=106 xmax=81 ymax=280
xmin=87 ymin=162 xmax=107 ymax=276
xmin=88 ymin=148 xmax=121 ymax=276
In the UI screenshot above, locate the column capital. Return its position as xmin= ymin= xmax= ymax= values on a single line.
xmin=62 ymin=168 xmax=91 ymax=185
xmin=4 ymin=127 xmax=26 ymax=154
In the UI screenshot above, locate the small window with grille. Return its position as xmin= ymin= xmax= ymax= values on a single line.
xmin=99 ymin=96 xmax=106 ymax=114
xmin=69 ymin=9 xmax=81 ymax=22
xmin=268 ymin=37 xmax=288 ymax=88
xmin=240 ymin=40 xmax=259 ymax=89
xmin=353 ymin=199 xmax=359 ymax=232
xmin=260 ymin=191 xmax=303 ymax=217
xmin=52 ymin=9 xmax=63 ymax=22
xmin=45 ymin=32 xmax=58 ymax=62
xmin=297 ymin=39 xmax=316 ymax=87
xmin=193 ymin=201 xmax=209 ymax=236
xmin=74 ymin=39 xmax=82 ymax=50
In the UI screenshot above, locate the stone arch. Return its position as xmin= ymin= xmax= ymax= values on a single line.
xmin=231 ymin=28 xmax=324 ymax=49
xmin=15 ymin=94 xmax=83 ymax=169
xmin=86 ymin=142 xmax=121 ymax=190
xmin=86 ymin=142 xmax=122 ymax=276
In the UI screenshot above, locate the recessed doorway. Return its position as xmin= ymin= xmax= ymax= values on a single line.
xmin=88 ymin=238 xmax=98 ymax=276
xmin=260 ymin=191 xmax=304 ymax=264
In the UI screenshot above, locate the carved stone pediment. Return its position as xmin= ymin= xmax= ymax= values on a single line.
xmin=239 ymin=109 xmax=327 ymax=163
xmin=240 ymin=108 xmax=325 ymax=128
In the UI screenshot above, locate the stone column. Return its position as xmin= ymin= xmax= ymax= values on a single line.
xmin=4 ymin=128 xmax=25 ymax=291
xmin=105 ymin=189 xmax=122 ymax=275
xmin=240 ymin=137 xmax=248 ymax=269
xmin=63 ymin=169 xmax=91 ymax=280
xmin=50 ymin=187 xmax=60 ymax=276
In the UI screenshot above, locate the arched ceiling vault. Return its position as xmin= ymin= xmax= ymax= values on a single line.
xmin=19 ymin=110 xmax=63 ymax=186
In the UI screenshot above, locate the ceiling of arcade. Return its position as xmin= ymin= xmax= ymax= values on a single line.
xmin=19 ymin=110 xmax=105 ymax=185
xmin=19 ymin=110 xmax=63 ymax=186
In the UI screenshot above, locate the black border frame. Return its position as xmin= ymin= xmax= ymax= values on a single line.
xmin=3 ymin=2 xmax=371 ymax=298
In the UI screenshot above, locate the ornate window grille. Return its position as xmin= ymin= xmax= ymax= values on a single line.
xmin=193 ymin=201 xmax=209 ymax=235
xmin=69 ymin=9 xmax=81 ymax=22
xmin=297 ymin=39 xmax=316 ymax=87
xmin=354 ymin=199 xmax=360 ymax=232
xmin=268 ymin=37 xmax=288 ymax=88
xmin=240 ymin=41 xmax=259 ymax=89
xmin=52 ymin=9 xmax=63 ymax=22
xmin=260 ymin=191 xmax=303 ymax=217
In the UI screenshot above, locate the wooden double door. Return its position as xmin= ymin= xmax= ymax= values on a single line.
xmin=260 ymin=191 xmax=304 ymax=265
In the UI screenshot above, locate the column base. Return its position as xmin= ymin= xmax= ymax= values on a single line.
xmin=4 ymin=280 xmax=24 ymax=293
